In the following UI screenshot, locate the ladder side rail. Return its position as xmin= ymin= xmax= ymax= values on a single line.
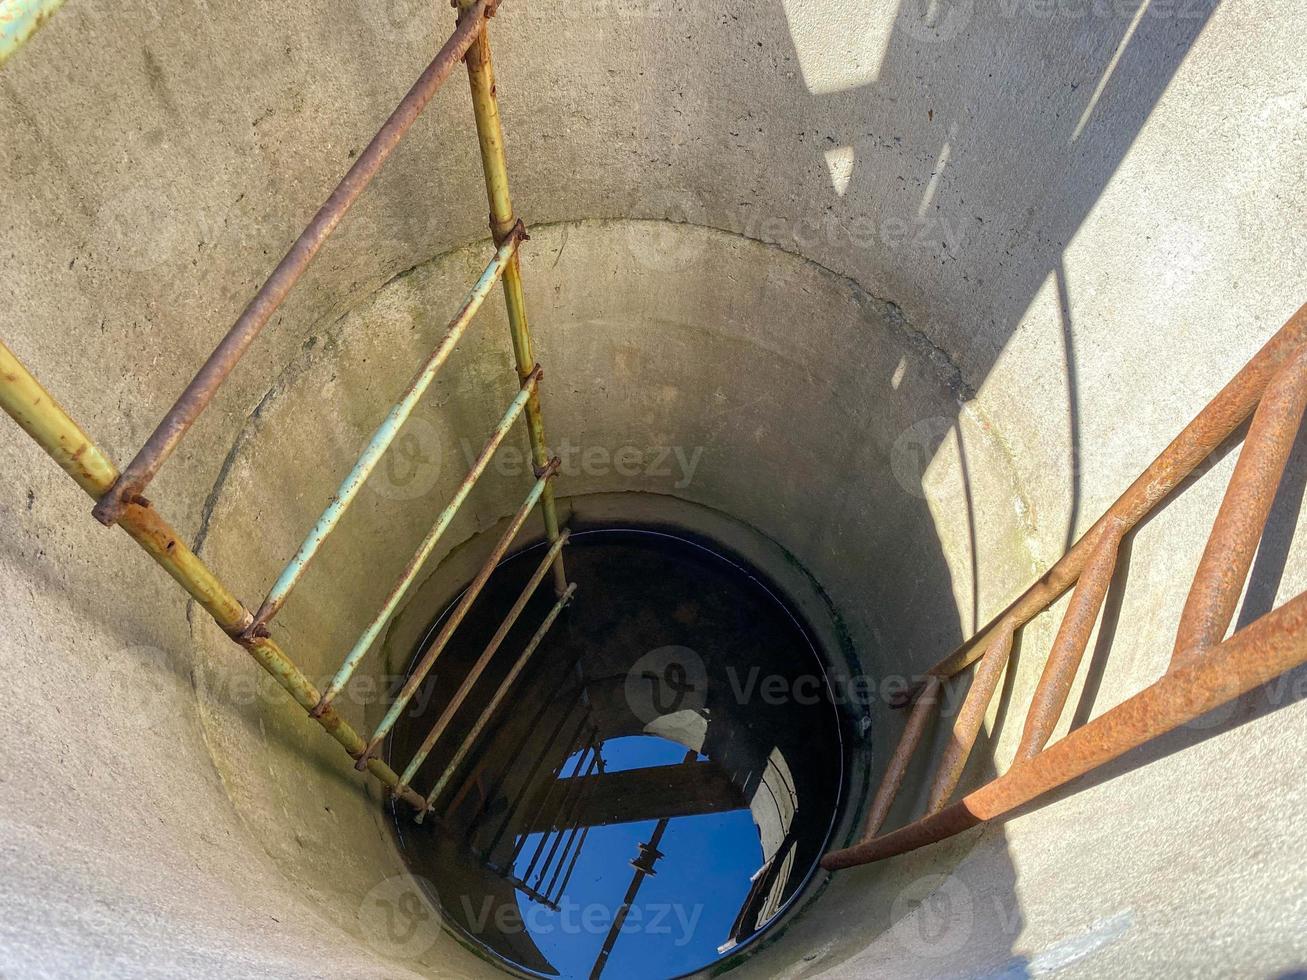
xmin=912 ymin=305 xmax=1307 ymax=690
xmin=458 ymin=0 xmax=568 ymax=596
xmin=93 ymin=0 xmax=493 ymax=526
xmin=823 ymin=588 xmax=1307 ymax=870
xmin=0 ymin=338 xmax=429 ymax=812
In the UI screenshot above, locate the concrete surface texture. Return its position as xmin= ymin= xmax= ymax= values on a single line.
xmin=0 ymin=0 xmax=1304 ymax=977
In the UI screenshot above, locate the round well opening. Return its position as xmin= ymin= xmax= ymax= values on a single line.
xmin=386 ymin=526 xmax=852 ymax=978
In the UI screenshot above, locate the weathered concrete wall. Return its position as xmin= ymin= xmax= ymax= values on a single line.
xmin=1 ymin=0 xmax=1305 ymax=976
xmin=184 ymin=222 xmax=1037 ymax=974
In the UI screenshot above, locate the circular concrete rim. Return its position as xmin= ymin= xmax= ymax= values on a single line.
xmin=376 ymin=494 xmax=867 ymax=978
xmin=185 ymin=220 xmax=1045 ymax=978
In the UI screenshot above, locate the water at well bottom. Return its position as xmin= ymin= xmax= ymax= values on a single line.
xmin=388 ymin=528 xmax=844 ymax=979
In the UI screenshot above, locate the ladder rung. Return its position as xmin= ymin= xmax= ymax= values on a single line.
xmin=91 ymin=0 xmax=494 ymax=527
xmin=825 ymin=307 xmax=1307 ymax=871
xmin=477 ymin=662 xmax=587 ymax=854
xmin=553 ymin=805 xmax=595 ymax=899
xmin=529 ymin=738 xmax=601 ymax=890
xmin=509 ymin=710 xmax=593 ymax=862
xmin=510 ymin=708 xmax=593 ymax=865
xmin=544 ymin=751 xmax=604 ymax=898
xmin=250 ymin=226 xmax=526 ymax=633
xmin=1015 ymin=518 xmax=1124 ymax=761
xmin=1172 ymin=345 xmax=1307 ymax=664
xmin=357 ymin=461 xmax=562 ymax=767
xmin=1 ymin=0 xmax=68 ymax=67
xmin=314 ymin=370 xmax=542 ymax=715
xmin=823 ymin=591 xmax=1307 ymax=870
xmin=397 ymin=530 xmax=572 ymax=791
xmin=926 ymin=620 xmax=1015 ymax=814
xmin=919 ymin=307 xmax=1307 ymax=687
xmin=423 ymin=582 xmax=578 ymax=815
xmin=856 ymin=674 xmax=941 ymax=844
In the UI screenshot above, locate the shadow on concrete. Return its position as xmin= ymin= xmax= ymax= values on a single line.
xmin=609 ymin=1 xmax=1226 ymax=975
xmin=1027 ymin=415 xmax=1307 ymax=805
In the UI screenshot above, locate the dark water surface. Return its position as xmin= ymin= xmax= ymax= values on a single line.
xmin=387 ymin=528 xmax=844 ymax=979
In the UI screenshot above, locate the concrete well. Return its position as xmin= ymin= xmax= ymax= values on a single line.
xmin=1 ymin=0 xmax=1305 ymax=977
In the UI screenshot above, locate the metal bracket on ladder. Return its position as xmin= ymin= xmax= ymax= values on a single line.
xmin=0 ymin=0 xmax=574 ymax=819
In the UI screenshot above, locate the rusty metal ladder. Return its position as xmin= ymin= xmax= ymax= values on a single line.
xmin=0 ymin=0 xmax=573 ymax=816
xmin=823 ymin=305 xmax=1307 ymax=870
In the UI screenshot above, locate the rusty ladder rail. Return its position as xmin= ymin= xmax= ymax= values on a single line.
xmin=824 ymin=303 xmax=1307 ymax=870
xmin=0 ymin=0 xmax=575 ymax=818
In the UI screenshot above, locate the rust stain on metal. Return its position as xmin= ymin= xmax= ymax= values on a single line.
xmin=824 ymin=303 xmax=1307 ymax=871
xmin=857 ymin=674 xmax=941 ymax=844
xmin=1016 ymin=518 xmax=1124 ymax=761
xmin=927 ymin=619 xmax=1015 ymax=814
xmin=823 ymin=589 xmax=1307 ymax=870
xmin=1173 ymin=345 xmax=1307 ymax=664
xmin=925 ymin=303 xmax=1307 ymax=684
